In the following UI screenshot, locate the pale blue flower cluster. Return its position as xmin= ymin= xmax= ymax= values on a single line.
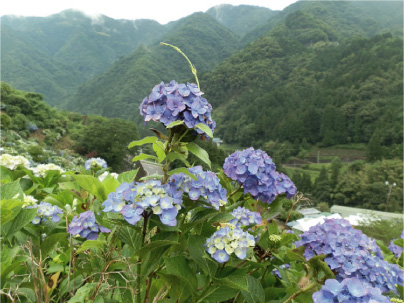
xmin=223 ymin=148 xmax=296 ymax=204
xmin=68 ymin=210 xmax=110 ymax=240
xmin=388 ymin=230 xmax=403 ymax=258
xmin=168 ymin=166 xmax=227 ymax=210
xmin=103 ymin=179 xmax=183 ymax=226
xmin=139 ymin=80 xmax=216 ymax=138
xmin=26 ymin=202 xmax=63 ymax=224
xmin=205 ymin=225 xmax=256 ymax=263
xmin=229 ymin=206 xmax=262 ymax=227
xmin=312 ymin=278 xmax=391 ymax=303
xmin=295 ymin=219 xmax=403 ymax=293
xmin=85 ymin=157 xmax=107 ymax=170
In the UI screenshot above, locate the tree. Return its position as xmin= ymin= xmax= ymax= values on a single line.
xmin=314 ymin=166 xmax=331 ymax=202
xmin=330 ymin=157 xmax=342 ymax=188
xmin=366 ymin=133 xmax=383 ymax=162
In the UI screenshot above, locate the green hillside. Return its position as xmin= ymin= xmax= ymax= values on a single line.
xmin=64 ymin=13 xmax=240 ymax=128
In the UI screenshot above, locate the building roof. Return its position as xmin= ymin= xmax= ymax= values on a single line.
xmin=330 ymin=205 xmax=403 ymax=220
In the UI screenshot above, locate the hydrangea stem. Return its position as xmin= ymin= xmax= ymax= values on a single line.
xmin=136 ymin=214 xmax=149 ymax=303
xmin=160 ymin=42 xmax=200 ymax=89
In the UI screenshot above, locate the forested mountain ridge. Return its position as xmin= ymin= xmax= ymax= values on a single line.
xmin=63 ymin=13 xmax=241 ymax=123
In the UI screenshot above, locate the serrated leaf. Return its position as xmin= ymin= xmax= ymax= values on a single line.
xmin=128 ymin=136 xmax=158 ymax=149
xmin=168 ymin=167 xmax=197 ymax=180
xmin=164 ymin=256 xmax=198 ymax=291
xmin=119 ymin=226 xmax=142 ymax=249
xmin=198 ymin=286 xmax=238 ymax=303
xmin=76 ymin=240 xmax=106 ymax=254
xmin=241 ymin=275 xmax=265 ymax=303
xmin=188 ymin=235 xmax=217 ymax=275
xmin=132 ymin=153 xmax=158 ymax=163
xmin=74 ymin=175 xmax=107 ymax=201
xmin=153 ymin=141 xmax=166 ymax=163
xmin=1 ymin=208 xmax=37 ymax=237
xmin=218 ymin=274 xmax=248 ymax=291
xmin=195 ymin=123 xmax=213 ymax=139
xmin=166 ymin=120 xmax=185 ymax=128
xmin=118 ymin=169 xmax=139 ymax=183
xmin=1 ymin=179 xmax=23 ymax=200
xmin=41 ymin=233 xmax=68 ymax=257
xmin=166 ymin=151 xmax=190 ymax=167
xmin=187 ymin=142 xmax=211 ymax=169
xmin=134 ymin=240 xmax=179 ymax=258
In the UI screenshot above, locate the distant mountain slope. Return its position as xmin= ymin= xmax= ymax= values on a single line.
xmin=1 ymin=10 xmax=168 ymax=104
xmin=205 ymin=4 xmax=278 ymax=36
xmin=242 ymin=1 xmax=403 ymax=45
xmin=64 ymin=13 xmax=240 ymax=123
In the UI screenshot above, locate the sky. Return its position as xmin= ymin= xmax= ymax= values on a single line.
xmin=0 ymin=0 xmax=299 ymax=24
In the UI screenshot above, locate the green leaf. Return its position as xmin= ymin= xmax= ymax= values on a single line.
xmin=153 ymin=141 xmax=166 ymax=163
xmin=1 ymin=179 xmax=23 ymax=200
xmin=168 ymin=167 xmax=197 ymax=180
xmin=68 ymin=283 xmax=97 ymax=303
xmin=128 ymin=136 xmax=158 ymax=149
xmin=164 ymin=256 xmax=198 ymax=291
xmin=195 ymin=123 xmax=213 ymax=139
xmin=166 ymin=151 xmax=190 ymax=167
xmin=74 ymin=175 xmax=107 ymax=201
xmin=187 ymin=142 xmax=211 ymax=169
xmin=241 ymin=276 xmax=265 ymax=303
xmin=76 ymin=240 xmax=106 ymax=254
xmin=41 ymin=233 xmax=68 ymax=257
xmin=166 ymin=120 xmax=185 ymax=128
xmin=119 ymin=226 xmax=142 ymax=249
xmin=101 ymin=174 xmax=121 ymax=194
xmin=134 ymin=240 xmax=179 ymax=258
xmin=132 ymin=153 xmax=158 ymax=162
xmin=0 ymin=166 xmax=13 ymax=183
xmin=118 ymin=169 xmax=139 ymax=183
xmin=1 ymin=208 xmax=37 ymax=237
xmin=188 ymin=235 xmax=217 ymax=275
xmin=393 ymin=238 xmax=403 ymax=248
xmin=198 ymin=286 xmax=238 ymax=302
xmin=0 ymin=199 xmax=23 ymax=225
xmin=218 ymin=274 xmax=248 ymax=291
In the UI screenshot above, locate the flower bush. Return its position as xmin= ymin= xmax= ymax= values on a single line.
xmin=0 ymin=45 xmax=402 ymax=304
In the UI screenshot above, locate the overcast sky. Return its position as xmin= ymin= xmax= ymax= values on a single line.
xmin=1 ymin=0 xmax=300 ymax=24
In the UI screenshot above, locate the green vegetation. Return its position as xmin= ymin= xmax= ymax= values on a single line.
xmin=1 ymin=82 xmax=139 ymax=171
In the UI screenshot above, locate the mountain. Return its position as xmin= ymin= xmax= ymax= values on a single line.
xmin=199 ymin=30 xmax=403 ymax=150
xmin=63 ymin=13 xmax=240 ymax=125
xmin=205 ymin=4 xmax=278 ymax=37
xmin=1 ymin=10 xmax=167 ymax=104
xmin=242 ymin=1 xmax=403 ymax=45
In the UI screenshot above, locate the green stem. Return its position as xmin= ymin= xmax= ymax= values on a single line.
xmin=162 ymin=129 xmax=174 ymax=184
xmin=160 ymin=42 xmax=200 ymax=89
xmin=283 ymin=282 xmax=317 ymax=303
xmin=136 ymin=214 xmax=149 ymax=303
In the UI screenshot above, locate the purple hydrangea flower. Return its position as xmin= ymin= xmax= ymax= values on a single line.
xmin=114 ymin=179 xmax=183 ymax=227
xmin=205 ymin=225 xmax=256 ymax=263
xmin=85 ymin=157 xmax=107 ymax=170
xmin=26 ymin=202 xmax=63 ymax=224
xmin=68 ymin=210 xmax=110 ymax=240
xmin=223 ymin=148 xmax=296 ymax=204
xmin=295 ymin=219 xmax=403 ymax=293
xmin=229 ymin=206 xmax=262 ymax=227
xmin=388 ymin=230 xmax=403 ymax=258
xmin=168 ymin=166 xmax=227 ymax=210
xmin=139 ymin=80 xmax=215 ymax=138
xmin=312 ymin=278 xmax=391 ymax=303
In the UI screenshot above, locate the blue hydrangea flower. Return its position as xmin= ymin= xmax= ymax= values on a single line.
xmin=312 ymin=278 xmax=391 ymax=303
xmin=223 ymin=148 xmax=296 ymax=204
xmin=68 ymin=210 xmax=110 ymax=240
xmin=85 ymin=157 xmax=107 ymax=170
xmin=295 ymin=219 xmax=403 ymax=293
xmin=229 ymin=206 xmax=262 ymax=227
xmin=102 ymin=182 xmax=134 ymax=212
xmin=113 ymin=179 xmax=183 ymax=227
xmin=168 ymin=166 xmax=227 ymax=210
xmin=205 ymin=225 xmax=256 ymax=263
xmin=388 ymin=230 xmax=403 ymax=258
xmin=26 ymin=202 xmax=63 ymax=224
xmin=139 ymin=80 xmax=216 ymax=138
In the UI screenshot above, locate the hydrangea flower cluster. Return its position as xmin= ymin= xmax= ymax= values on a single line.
xmin=26 ymin=202 xmax=63 ymax=224
xmin=312 ymin=278 xmax=391 ymax=303
xmin=21 ymin=194 xmax=38 ymax=208
xmin=139 ymin=80 xmax=216 ymax=137
xmin=0 ymin=153 xmax=30 ymax=170
xmin=229 ymin=206 xmax=262 ymax=227
xmin=168 ymin=166 xmax=227 ymax=210
xmin=205 ymin=225 xmax=256 ymax=263
xmin=295 ymin=219 xmax=403 ymax=293
xmin=32 ymin=163 xmax=65 ymax=177
xmin=388 ymin=230 xmax=403 ymax=258
xmin=103 ymin=179 xmax=183 ymax=226
xmin=223 ymin=148 xmax=296 ymax=204
xmin=68 ymin=210 xmax=110 ymax=240
xmin=85 ymin=157 xmax=107 ymax=171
